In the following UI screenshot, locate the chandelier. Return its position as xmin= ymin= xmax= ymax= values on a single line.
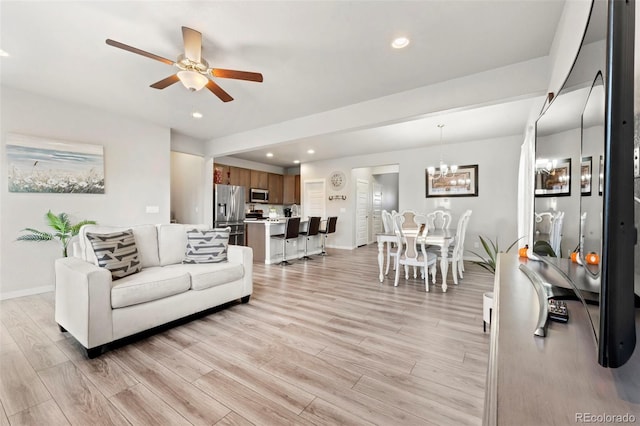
xmin=427 ymin=124 xmax=457 ymax=179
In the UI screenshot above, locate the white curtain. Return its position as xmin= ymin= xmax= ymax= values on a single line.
xmin=517 ymin=125 xmax=535 ymax=253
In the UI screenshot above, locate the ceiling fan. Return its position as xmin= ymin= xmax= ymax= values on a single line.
xmin=106 ymin=27 xmax=263 ymax=102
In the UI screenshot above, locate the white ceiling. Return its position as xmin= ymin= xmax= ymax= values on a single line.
xmin=1 ymin=1 xmax=566 ymax=167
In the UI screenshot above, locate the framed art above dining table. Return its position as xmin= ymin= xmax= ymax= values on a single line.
xmin=425 ymin=164 xmax=478 ymax=198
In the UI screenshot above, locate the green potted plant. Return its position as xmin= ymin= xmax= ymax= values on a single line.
xmin=469 ymin=235 xmax=523 ymax=274
xmin=16 ymin=210 xmax=97 ymax=257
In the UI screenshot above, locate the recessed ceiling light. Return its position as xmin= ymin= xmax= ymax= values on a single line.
xmin=191 ymin=111 xmax=203 ymax=119
xmin=391 ymin=37 xmax=410 ymax=49
xmin=0 ymin=49 xmax=9 ymax=57
xmin=307 ymin=149 xmax=315 ymax=154
xmin=293 ymin=160 xmax=300 ymax=164
xmin=266 ymin=152 xmax=274 ymax=158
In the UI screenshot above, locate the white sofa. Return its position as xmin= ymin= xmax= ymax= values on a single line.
xmin=55 ymin=223 xmax=253 ymax=358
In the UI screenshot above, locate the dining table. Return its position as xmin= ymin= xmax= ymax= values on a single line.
xmin=376 ymin=228 xmax=456 ymax=292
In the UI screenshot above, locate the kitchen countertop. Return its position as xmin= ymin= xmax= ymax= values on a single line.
xmin=244 ymin=217 xmax=304 ymax=224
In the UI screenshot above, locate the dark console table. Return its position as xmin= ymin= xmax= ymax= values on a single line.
xmin=483 ymin=254 xmax=640 ymax=425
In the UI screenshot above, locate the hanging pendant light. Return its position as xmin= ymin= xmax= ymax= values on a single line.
xmin=428 ymin=124 xmax=457 ymax=179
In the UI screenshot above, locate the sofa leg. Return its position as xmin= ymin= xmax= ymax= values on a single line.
xmin=58 ymin=324 xmax=67 ymax=333
xmin=86 ymin=346 xmax=103 ymax=359
xmin=241 ymin=295 xmax=251 ymax=304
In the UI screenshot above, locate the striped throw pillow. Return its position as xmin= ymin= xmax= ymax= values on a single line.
xmin=183 ymin=228 xmax=230 ymax=264
xmin=86 ymin=229 xmax=142 ymax=280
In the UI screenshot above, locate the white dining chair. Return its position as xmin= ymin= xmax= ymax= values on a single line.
xmin=400 ymin=210 xmax=420 ymax=230
xmin=535 ymin=211 xmax=563 ymax=256
xmin=393 ymin=214 xmax=437 ymax=291
xmin=426 ymin=209 xmax=452 ymax=230
xmin=381 ymin=210 xmax=399 ymax=275
xmin=429 ymin=209 xmax=472 ymax=284
xmin=550 ymin=211 xmax=564 ymax=256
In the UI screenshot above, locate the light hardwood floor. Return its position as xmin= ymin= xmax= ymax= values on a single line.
xmin=0 ymin=244 xmax=494 ymax=425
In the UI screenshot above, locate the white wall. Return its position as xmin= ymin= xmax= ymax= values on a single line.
xmin=547 ymin=0 xmax=593 ymax=98
xmin=170 ymin=151 xmax=205 ymax=225
xmin=206 ymin=57 xmax=549 ymax=157
xmin=301 ymin=134 xmax=522 ymax=255
xmin=170 ymin=130 xmax=206 ymax=156
xmin=1 ymin=87 xmax=171 ymax=299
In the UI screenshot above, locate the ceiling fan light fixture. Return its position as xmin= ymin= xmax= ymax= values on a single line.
xmin=177 ymin=70 xmax=208 ymax=91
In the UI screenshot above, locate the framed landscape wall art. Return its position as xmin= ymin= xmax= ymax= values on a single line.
xmin=425 ymin=164 xmax=478 ymax=197
xmin=535 ymin=157 xmax=571 ymax=197
xmin=581 ymin=156 xmax=592 ymax=196
xmin=6 ymin=133 xmax=105 ymax=194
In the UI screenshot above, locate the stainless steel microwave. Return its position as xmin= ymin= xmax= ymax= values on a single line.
xmin=250 ymin=188 xmax=269 ymax=203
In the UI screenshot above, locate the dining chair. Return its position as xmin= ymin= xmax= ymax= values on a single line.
xmin=393 ymin=214 xmax=437 ymax=292
xmin=400 ymin=210 xmax=420 ymax=230
xmin=411 ymin=214 xmax=428 ymax=278
xmin=426 ymin=209 xmax=452 ymax=230
xmin=428 ymin=209 xmax=471 ymax=284
xmin=550 ymin=211 xmax=564 ymax=256
xmin=381 ymin=210 xmax=399 ymax=275
xmin=535 ymin=211 xmax=563 ymax=256
xmin=453 ymin=210 xmax=472 ymax=280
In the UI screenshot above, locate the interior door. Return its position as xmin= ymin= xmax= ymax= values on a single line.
xmin=372 ymin=183 xmax=383 ymax=238
xmin=303 ymin=179 xmax=326 ymax=218
xmin=356 ymin=179 xmax=369 ymax=247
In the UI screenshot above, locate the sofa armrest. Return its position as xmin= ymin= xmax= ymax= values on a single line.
xmin=55 ymin=257 xmax=114 ymax=349
xmin=227 ymin=245 xmax=253 ymax=297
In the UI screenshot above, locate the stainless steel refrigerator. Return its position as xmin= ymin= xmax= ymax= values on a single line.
xmin=214 ymin=184 xmax=246 ymax=245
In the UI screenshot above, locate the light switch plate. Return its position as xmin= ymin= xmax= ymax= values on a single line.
xmin=634 ymin=147 xmax=640 ymax=178
xmin=146 ymin=205 xmax=159 ymax=214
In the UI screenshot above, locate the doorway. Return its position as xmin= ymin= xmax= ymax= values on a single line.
xmin=356 ymin=179 xmax=369 ymax=247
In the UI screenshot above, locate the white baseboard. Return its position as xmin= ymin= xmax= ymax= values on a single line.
xmin=0 ymin=285 xmax=54 ymax=301
xmin=326 ymin=245 xmax=355 ymax=250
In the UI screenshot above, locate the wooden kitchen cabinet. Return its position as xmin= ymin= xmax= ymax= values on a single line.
xmin=250 ymin=170 xmax=269 ymax=189
xmin=283 ymin=174 xmax=301 ymax=204
xmin=230 ymin=166 xmax=251 ymax=199
xmin=268 ymin=173 xmax=284 ymax=204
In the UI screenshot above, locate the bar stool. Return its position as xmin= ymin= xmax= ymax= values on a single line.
xmin=271 ymin=217 xmax=301 ymax=266
xmin=318 ymin=216 xmax=338 ymax=256
xmin=299 ymin=216 xmax=321 ymax=260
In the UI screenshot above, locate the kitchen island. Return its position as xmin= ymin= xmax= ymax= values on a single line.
xmin=245 ymin=218 xmax=323 ymax=264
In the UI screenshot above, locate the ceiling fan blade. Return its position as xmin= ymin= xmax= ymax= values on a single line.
xmin=211 ymin=68 xmax=264 ymax=82
xmin=150 ymin=74 xmax=180 ymax=89
xmin=206 ymin=80 xmax=234 ymax=102
xmin=106 ymin=39 xmax=174 ymax=66
xmin=182 ymin=27 xmax=202 ymax=63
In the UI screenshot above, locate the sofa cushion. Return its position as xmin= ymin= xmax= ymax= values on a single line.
xmin=80 ymin=224 xmax=160 ymax=268
xmin=183 ymin=227 xmax=230 ymax=264
xmin=86 ymin=230 xmax=142 ymax=280
xmin=111 ymin=266 xmax=191 ymax=309
xmin=157 ymin=224 xmax=207 ymax=266
xmin=165 ymin=263 xmax=244 ymax=291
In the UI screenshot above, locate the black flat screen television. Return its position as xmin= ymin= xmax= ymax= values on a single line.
xmin=534 ymin=0 xmax=637 ymax=368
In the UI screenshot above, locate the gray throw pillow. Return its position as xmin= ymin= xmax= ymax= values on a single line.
xmin=183 ymin=227 xmax=230 ymax=264
xmin=86 ymin=229 xmax=142 ymax=280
